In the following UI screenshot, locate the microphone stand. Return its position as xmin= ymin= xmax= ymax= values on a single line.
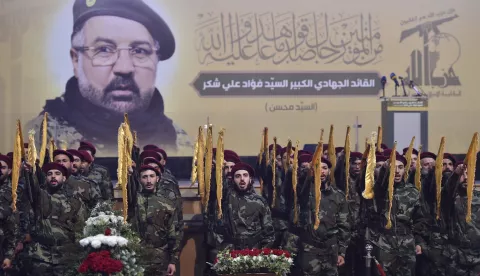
xmin=394 ymin=84 xmax=399 ymax=97
xmin=400 ymin=78 xmax=408 ymax=96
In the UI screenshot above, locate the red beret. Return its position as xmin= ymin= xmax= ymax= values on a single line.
xmin=224 ymin=153 xmax=241 ymax=164
xmin=420 ymin=152 xmax=437 ymax=160
xmin=143 ymin=144 xmax=159 ymax=151
xmin=335 ymin=147 xmax=344 ymax=154
xmin=140 ymin=150 xmax=162 ymax=162
xmin=376 ymin=143 xmax=389 ymax=150
xmin=78 ymin=141 xmax=96 ymax=156
xmin=53 ymin=150 xmax=74 ymax=162
xmin=268 ymin=144 xmax=282 ymax=154
xmin=402 ymin=147 xmax=419 ymax=156
xmin=139 ymin=165 xmax=160 ymax=176
xmin=396 ymin=154 xmax=407 ymax=166
xmin=321 ymin=157 xmax=332 ymax=168
xmin=0 ymin=155 xmax=13 ymax=168
xmin=152 ymin=148 xmax=167 ymax=160
xmin=443 ymin=153 xmax=457 ymax=165
xmin=6 ymin=152 xmax=13 ymax=159
xmin=299 ymin=154 xmax=313 ymax=165
xmin=67 ymin=149 xmax=83 ymax=160
xmin=78 ymin=150 xmax=93 ymax=163
xmin=376 ymin=155 xmax=388 ymax=162
xmin=231 ymin=162 xmax=255 ymax=177
xmin=142 ymin=158 xmax=164 ymax=173
xmin=42 ymin=162 xmax=69 ymax=178
xmin=350 ymin=152 xmax=363 ymax=160
xmin=223 ymin=149 xmax=239 ymax=159
xmin=383 ymin=149 xmax=399 ymax=157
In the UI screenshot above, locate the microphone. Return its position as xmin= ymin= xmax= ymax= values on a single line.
xmin=409 ymin=81 xmax=422 ymax=96
xmin=390 ymin=73 xmax=400 ymax=87
xmin=380 ymin=76 xmax=386 ymax=98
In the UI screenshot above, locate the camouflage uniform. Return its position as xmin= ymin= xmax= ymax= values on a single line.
xmin=444 ymin=171 xmax=480 ymax=275
xmin=258 ymin=159 xmax=289 ymax=249
xmin=365 ymin=167 xmax=427 ymax=276
xmin=65 ymin=175 xmax=102 ymax=212
xmin=0 ymin=178 xmax=19 ymax=270
xmin=290 ymin=172 xmax=351 ymax=276
xmin=216 ymin=182 xmax=275 ymax=250
xmin=84 ymin=162 xmax=113 ymax=200
xmin=129 ymin=189 xmax=181 ymax=275
xmin=21 ymin=181 xmax=86 ymax=275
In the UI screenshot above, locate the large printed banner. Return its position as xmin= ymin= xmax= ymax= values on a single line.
xmin=0 ymin=0 xmax=476 ymax=156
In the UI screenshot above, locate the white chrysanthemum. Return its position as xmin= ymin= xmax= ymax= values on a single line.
xmin=287 ymin=258 xmax=293 ymax=264
xmin=91 ymin=239 xmax=101 ymax=248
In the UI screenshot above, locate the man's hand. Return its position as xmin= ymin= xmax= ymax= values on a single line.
xmin=24 ymin=233 xmax=32 ymax=243
xmin=455 ymin=164 xmax=466 ymax=176
xmin=416 ymin=245 xmax=422 ymax=255
xmin=166 ymin=264 xmax=176 ymax=276
xmin=337 ymin=256 xmax=345 ymax=266
xmin=2 ymin=258 xmax=12 ymax=270
xmin=15 ymin=242 xmax=24 ymax=254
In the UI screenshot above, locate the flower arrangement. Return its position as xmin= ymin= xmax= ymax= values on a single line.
xmin=75 ymin=202 xmax=145 ymax=276
xmin=211 ymin=248 xmax=294 ymax=275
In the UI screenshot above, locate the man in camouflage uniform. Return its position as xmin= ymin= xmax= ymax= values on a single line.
xmin=257 ymin=145 xmax=289 ymax=249
xmin=0 ymin=155 xmax=19 ymax=275
xmin=288 ymin=156 xmax=351 ymax=276
xmin=366 ymin=154 xmax=427 ymax=276
xmin=78 ymin=141 xmax=113 ymax=200
xmin=213 ymin=162 xmax=275 ymax=253
xmin=444 ymin=162 xmax=480 ymax=275
xmin=20 ymin=163 xmax=86 ymax=275
xmin=128 ymin=165 xmax=181 ymax=276
xmin=54 ymin=150 xmax=102 ymax=211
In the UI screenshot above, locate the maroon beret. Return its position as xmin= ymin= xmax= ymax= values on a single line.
xmin=23 ymin=143 xmax=29 ymax=148
xmin=396 ymin=154 xmax=407 ymax=166
xmin=53 ymin=150 xmax=74 ymax=162
xmin=298 ymin=150 xmax=311 ymax=155
xmin=443 ymin=153 xmax=457 ymax=165
xmin=335 ymin=147 xmax=344 ymax=154
xmin=0 ymin=155 xmax=13 ymax=168
xmin=67 ymin=149 xmax=83 ymax=160
xmin=376 ymin=155 xmax=388 ymax=163
xmin=224 ymin=153 xmax=241 ymax=164
xmin=42 ymin=162 xmax=69 ymax=178
xmin=143 ymin=144 xmax=159 ymax=151
xmin=268 ymin=144 xmax=282 ymax=154
xmin=140 ymin=150 xmax=162 ymax=162
xmin=383 ymin=149 xmax=399 ymax=157
xmin=139 ymin=164 xmax=160 ymax=176
xmin=375 ymin=143 xmax=389 ymax=150
xmin=322 ymin=144 xmax=329 ymax=151
xmin=78 ymin=150 xmax=93 ymax=163
xmin=402 ymin=147 xmax=419 ymax=156
xmin=299 ymin=154 xmax=313 ymax=165
xmin=350 ymin=152 xmax=363 ymax=161
xmin=231 ymin=162 xmax=255 ymax=177
xmin=142 ymin=158 xmax=164 ymax=173
xmin=420 ymin=152 xmax=437 ymax=160
xmin=321 ymin=157 xmax=332 ymax=168
xmin=78 ymin=141 xmax=96 ymax=156
xmin=153 ymin=148 xmax=167 ymax=160
xmin=6 ymin=152 xmax=13 ymax=159
xmin=224 ymin=149 xmax=239 ymax=159
xmin=280 ymin=147 xmax=296 ymax=156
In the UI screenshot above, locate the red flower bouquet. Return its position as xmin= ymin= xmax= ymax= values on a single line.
xmin=78 ymin=250 xmax=123 ymax=274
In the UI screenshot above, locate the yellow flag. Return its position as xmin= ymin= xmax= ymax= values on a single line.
xmin=344 ymin=126 xmax=351 ymax=199
xmin=415 ymin=145 xmax=423 ymax=191
xmin=27 ymin=130 xmax=37 ymax=173
xmin=363 ymin=132 xmax=376 ymax=199
xmin=386 ymin=141 xmax=397 ymax=229
xmin=216 ymin=129 xmax=225 ymax=219
xmin=11 ymin=120 xmax=22 ymax=212
xmin=292 ymin=140 xmax=299 ymax=224
xmin=328 ymin=125 xmax=336 ymax=184
xmin=376 ymin=126 xmax=383 ymax=152
xmin=190 ymin=128 xmax=201 ymax=187
xmin=272 ymin=137 xmax=277 ymax=206
xmin=465 ymin=132 xmax=479 ymax=223
xmin=197 ymin=127 xmax=206 ymax=207
xmin=314 ymin=139 xmax=324 ymax=230
xmin=435 ymin=137 xmax=446 ymax=220
xmin=404 ymin=137 xmax=416 ymax=182
xmin=204 ymin=125 xmax=213 ymax=212
xmin=39 ymin=112 xmax=48 ymax=167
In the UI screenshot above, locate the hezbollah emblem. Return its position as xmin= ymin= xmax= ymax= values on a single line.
xmin=86 ymin=0 xmax=96 ymax=7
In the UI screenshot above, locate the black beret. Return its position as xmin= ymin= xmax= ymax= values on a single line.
xmin=72 ymin=0 xmax=175 ymax=61
xmin=321 ymin=157 xmax=332 ymax=168
xmin=298 ymin=154 xmax=313 ymax=165
xmin=396 ymin=154 xmax=407 ymax=166
xmin=0 ymin=155 xmax=12 ymax=168
xmin=375 ymin=155 xmax=388 ymax=163
xmin=420 ymin=152 xmax=437 ymax=160
xmin=350 ymin=152 xmax=363 ymax=161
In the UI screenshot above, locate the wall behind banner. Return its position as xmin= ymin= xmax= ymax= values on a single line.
xmin=0 ymin=0 xmax=479 ymax=157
